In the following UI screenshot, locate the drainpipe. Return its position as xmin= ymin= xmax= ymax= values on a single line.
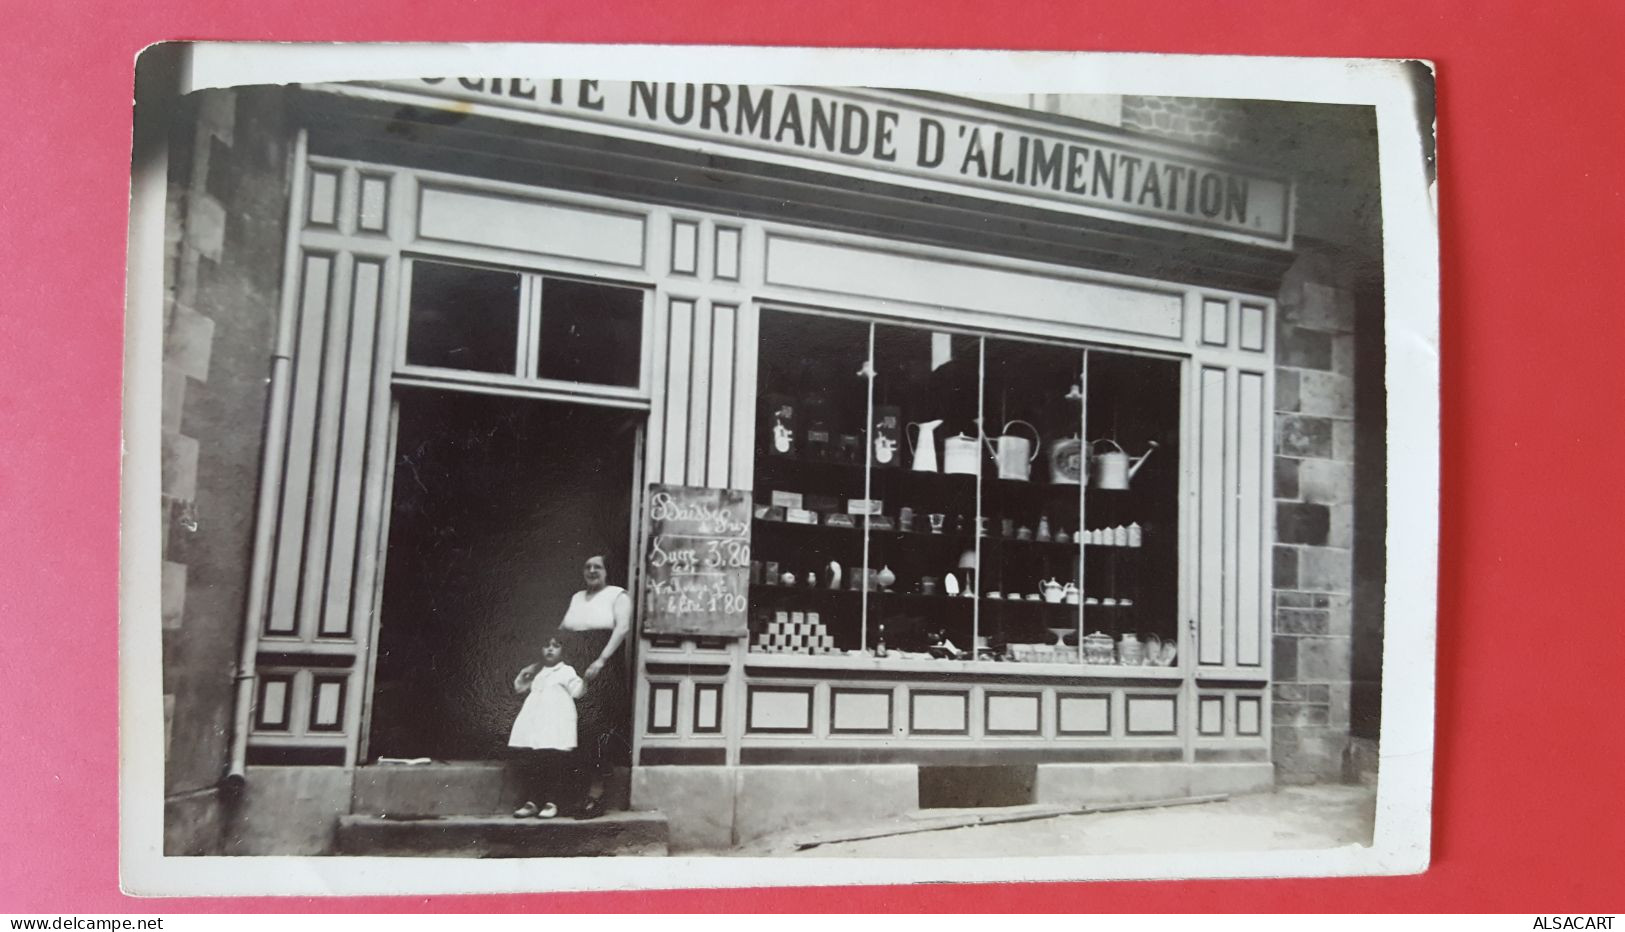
xmin=222 ymin=129 xmax=309 ymax=795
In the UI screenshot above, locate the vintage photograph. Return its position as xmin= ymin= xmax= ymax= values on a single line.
xmin=128 ymin=46 xmax=1434 ymax=888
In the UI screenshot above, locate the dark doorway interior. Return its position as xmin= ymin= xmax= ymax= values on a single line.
xmin=366 ymin=391 xmax=637 ymax=761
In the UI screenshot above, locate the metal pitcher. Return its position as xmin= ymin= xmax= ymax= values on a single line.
xmin=1090 ymin=439 xmax=1159 ymax=490
xmin=984 ymin=419 xmax=1041 ymax=481
xmin=907 ymin=419 xmax=943 ymax=473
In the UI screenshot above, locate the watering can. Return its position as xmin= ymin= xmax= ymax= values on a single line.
xmin=1090 ymin=439 xmax=1159 ymax=490
xmin=984 ymin=419 xmax=1041 ymax=481
xmin=907 ymin=419 xmax=943 ymax=473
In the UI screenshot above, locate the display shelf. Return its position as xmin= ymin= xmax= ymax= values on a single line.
xmin=741 ymin=650 xmax=1184 ymax=680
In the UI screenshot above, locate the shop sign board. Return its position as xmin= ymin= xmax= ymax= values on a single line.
xmin=642 ymin=483 xmax=751 ymax=637
xmin=356 ymin=78 xmax=1293 ymax=246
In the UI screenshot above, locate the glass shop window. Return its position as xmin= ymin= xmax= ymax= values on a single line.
xmin=748 ymin=307 xmax=1181 ymax=669
xmin=536 ymin=277 xmax=644 ymax=388
xmin=405 ymin=261 xmax=522 ymax=374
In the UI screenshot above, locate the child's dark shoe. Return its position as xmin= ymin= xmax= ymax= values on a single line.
xmin=577 ymin=796 xmax=605 ymax=820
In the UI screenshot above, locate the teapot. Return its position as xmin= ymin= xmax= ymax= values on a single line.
xmin=1063 ymin=582 xmax=1080 ymax=605
xmin=907 ymin=419 xmax=943 ymax=473
xmin=1091 ymin=439 xmax=1159 ymax=490
xmin=943 ymin=432 xmax=980 ymax=476
xmin=984 ymin=419 xmax=1041 ymax=481
xmin=1041 ymin=578 xmax=1064 ymax=603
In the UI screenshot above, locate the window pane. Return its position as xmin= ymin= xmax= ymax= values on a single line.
xmin=405 ymin=261 xmax=522 ymax=374
xmin=537 ymin=278 xmax=644 ymax=387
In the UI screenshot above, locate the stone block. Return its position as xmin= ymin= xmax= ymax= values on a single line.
xmin=1273 ymin=545 xmax=1298 ymax=589
xmin=1329 ymin=682 xmax=1352 ymax=728
xmin=161 ymin=560 xmax=187 ymax=630
xmin=198 ymin=88 xmax=237 ymax=145
xmin=1272 ymin=634 xmax=1298 ymax=681
xmin=1326 ymin=593 xmax=1354 ymax=636
xmin=205 ymin=135 xmax=235 ymax=204
xmin=735 ymin=765 xmax=918 ymax=847
xmin=1296 ymin=635 xmax=1352 ymax=681
xmin=184 ymin=193 xmax=227 ymax=262
xmin=1277 ymin=414 xmax=1334 ymax=458
xmin=1278 ymin=502 xmax=1330 ymax=546
xmin=1272 ymin=702 xmax=1330 ymax=726
xmin=1334 ymin=420 xmax=1357 ymax=461
xmin=631 ymin=766 xmax=736 ymax=852
xmin=164 ymin=789 xmax=224 ymax=855
xmin=1328 ymin=503 xmax=1354 ymax=548
xmin=222 ymin=766 xmax=354 ymax=856
xmin=1276 ymin=591 xmax=1331 ymax=609
xmin=1345 ymin=736 xmax=1380 ymax=787
xmin=1298 ymin=546 xmax=1352 ymax=593
xmin=1277 ymin=325 xmax=1333 ymax=370
xmin=165 ymin=303 xmax=215 ymax=382
xmin=164 ymin=693 xmax=175 ymax=760
xmin=161 ymin=365 xmax=187 ymax=434
xmin=1276 ymin=368 xmax=1300 ymax=413
xmin=1298 ymin=370 xmax=1354 ymax=419
xmin=1034 ymin=763 xmax=1190 ymax=806
xmin=1298 ymin=458 xmax=1353 ymax=504
xmin=1275 ymin=456 xmax=1300 ymax=499
xmin=351 ymin=762 xmax=510 ymax=817
xmin=335 ymin=811 xmax=669 ymax=858
xmin=160 ymin=433 xmax=199 ymax=500
xmin=1333 ymin=333 xmax=1356 ymax=377
xmin=1296 ymin=282 xmax=1356 ymax=333
xmin=1277 ymin=607 xmax=1328 ymax=635
xmin=1272 ymin=726 xmax=1346 ymax=783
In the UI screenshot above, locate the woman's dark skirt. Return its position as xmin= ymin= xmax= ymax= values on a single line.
xmin=556 ymin=627 xmax=631 ymax=777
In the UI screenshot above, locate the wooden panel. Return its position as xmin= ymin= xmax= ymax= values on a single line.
xmin=671 ymin=219 xmax=699 ymax=275
xmin=646 ymin=682 xmax=678 ymax=734
xmin=309 ymin=675 xmax=347 ymax=732
xmin=1198 ymin=366 xmax=1226 ymax=664
xmin=747 ymin=686 xmax=814 ymax=734
xmin=706 ymin=304 xmax=737 ymax=488
xmin=985 ymin=692 xmax=1042 ymax=735
xmin=1237 ymin=696 xmax=1262 ymax=736
xmin=296 ymin=254 xmax=355 ymax=641
xmin=417 ymin=186 xmax=645 ymax=268
xmin=1126 ymin=695 xmax=1178 ymax=736
xmin=266 ymin=253 xmax=333 ymax=637
xmin=728 ymin=305 xmax=760 ymax=492
xmin=714 ymin=226 xmax=742 ymax=281
xmin=765 ymin=235 xmax=1184 ymax=339
xmin=358 ymin=174 xmax=390 ymax=232
xmin=909 ymin=690 xmax=970 ymax=735
xmin=1201 ymin=298 xmax=1229 ymax=345
xmin=685 ymin=301 xmax=714 ymax=484
xmin=693 ymin=683 xmax=723 ymax=734
xmin=1058 ymin=694 xmax=1111 ymax=736
xmin=1199 ymin=696 xmax=1225 ymax=736
xmin=306 ymin=168 xmax=340 ymax=227
xmin=831 ymin=689 xmax=892 ymax=734
xmin=256 ymin=675 xmax=293 ymax=731
xmin=1237 ymin=371 xmax=1265 ymax=667
xmin=661 ymin=298 xmax=695 ymax=483
xmin=320 ymin=259 xmax=383 ymax=638
xmin=1240 ymin=303 xmax=1266 ymax=351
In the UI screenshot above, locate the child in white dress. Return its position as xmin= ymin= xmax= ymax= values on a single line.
xmin=508 ymin=636 xmax=586 ymax=819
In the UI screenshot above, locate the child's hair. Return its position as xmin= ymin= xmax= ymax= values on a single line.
xmin=543 ymin=636 xmax=564 ymax=650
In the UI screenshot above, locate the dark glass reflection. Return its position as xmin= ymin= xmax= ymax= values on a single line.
xmin=405 ymin=261 xmax=522 ymax=374
xmin=537 ymin=278 xmax=644 ymax=387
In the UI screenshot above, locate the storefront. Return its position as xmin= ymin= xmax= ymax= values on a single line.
xmin=172 ymin=79 xmax=1320 ymax=853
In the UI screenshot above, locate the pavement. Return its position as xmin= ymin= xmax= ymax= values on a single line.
xmin=732 ymin=785 xmax=1375 ymax=858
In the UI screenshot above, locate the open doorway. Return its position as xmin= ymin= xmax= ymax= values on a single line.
xmin=365 ymin=390 xmax=639 ymax=761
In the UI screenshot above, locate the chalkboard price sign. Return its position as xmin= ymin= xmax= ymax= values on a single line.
xmin=641 ymin=484 xmax=752 ymax=637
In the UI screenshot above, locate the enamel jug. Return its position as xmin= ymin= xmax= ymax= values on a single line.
xmin=1090 ymin=439 xmax=1159 ymax=490
xmin=943 ymin=432 xmax=980 ymax=476
xmin=984 ymin=419 xmax=1041 ymax=481
xmin=907 ymin=419 xmax=943 ymax=473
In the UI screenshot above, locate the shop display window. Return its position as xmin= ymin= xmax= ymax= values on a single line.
xmin=749 ymin=307 xmax=1181 ymax=668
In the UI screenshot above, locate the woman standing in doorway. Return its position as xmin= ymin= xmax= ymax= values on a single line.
xmin=554 ymin=553 xmax=632 ymax=819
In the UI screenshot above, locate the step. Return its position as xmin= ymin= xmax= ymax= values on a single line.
xmin=351 ymin=762 xmax=631 ymax=817
xmin=335 ymin=810 xmax=669 ymax=858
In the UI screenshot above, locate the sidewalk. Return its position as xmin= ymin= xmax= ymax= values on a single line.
xmin=735 ymin=785 xmax=1375 ymax=858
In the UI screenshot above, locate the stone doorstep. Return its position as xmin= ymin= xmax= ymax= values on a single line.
xmin=335 ymin=811 xmax=669 ymax=858
xmin=351 ymin=762 xmax=632 ymax=817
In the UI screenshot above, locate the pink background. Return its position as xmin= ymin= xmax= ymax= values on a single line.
xmin=3 ymin=0 xmax=1624 ymax=911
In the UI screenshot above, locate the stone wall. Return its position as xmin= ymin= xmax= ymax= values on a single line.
xmin=1270 ymin=242 xmax=1362 ymax=783
xmin=161 ymin=87 xmax=293 ymax=853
